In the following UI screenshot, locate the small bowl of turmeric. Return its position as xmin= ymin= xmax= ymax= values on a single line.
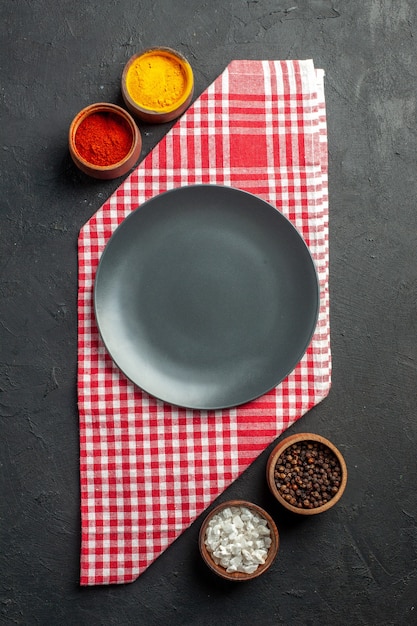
xmin=68 ymin=102 xmax=142 ymax=180
xmin=121 ymin=47 xmax=194 ymax=123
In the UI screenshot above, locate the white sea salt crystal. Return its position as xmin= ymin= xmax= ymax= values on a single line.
xmin=205 ymin=505 xmax=272 ymax=575
xmin=252 ymin=549 xmax=267 ymax=564
xmin=244 ymin=564 xmax=258 ymax=574
xmin=233 ymin=515 xmax=244 ymax=529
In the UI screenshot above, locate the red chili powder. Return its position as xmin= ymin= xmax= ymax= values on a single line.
xmin=75 ymin=111 xmax=133 ymax=166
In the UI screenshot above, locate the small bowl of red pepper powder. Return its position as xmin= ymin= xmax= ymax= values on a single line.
xmin=69 ymin=102 xmax=142 ymax=179
xmin=266 ymin=433 xmax=348 ymax=515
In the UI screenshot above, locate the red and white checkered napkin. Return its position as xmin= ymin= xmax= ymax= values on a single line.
xmin=78 ymin=59 xmax=331 ymax=585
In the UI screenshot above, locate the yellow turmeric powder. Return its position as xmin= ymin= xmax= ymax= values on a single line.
xmin=125 ymin=51 xmax=190 ymax=112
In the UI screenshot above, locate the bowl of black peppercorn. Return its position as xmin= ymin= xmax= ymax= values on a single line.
xmin=266 ymin=433 xmax=348 ymax=515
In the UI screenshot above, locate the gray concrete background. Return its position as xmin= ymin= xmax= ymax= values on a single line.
xmin=1 ymin=1 xmax=416 ymax=624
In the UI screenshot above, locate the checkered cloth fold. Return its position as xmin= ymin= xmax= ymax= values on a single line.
xmin=78 ymin=59 xmax=330 ymax=585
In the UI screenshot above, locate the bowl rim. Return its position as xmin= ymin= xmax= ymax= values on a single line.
xmin=199 ymin=499 xmax=279 ymax=581
xmin=266 ymin=432 xmax=348 ymax=515
xmin=68 ymin=102 xmax=141 ymax=172
xmin=121 ymin=46 xmax=194 ymax=119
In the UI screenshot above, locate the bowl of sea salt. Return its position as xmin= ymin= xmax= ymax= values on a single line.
xmin=199 ymin=500 xmax=279 ymax=581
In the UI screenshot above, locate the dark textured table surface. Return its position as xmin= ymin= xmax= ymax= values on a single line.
xmin=1 ymin=1 xmax=416 ymax=624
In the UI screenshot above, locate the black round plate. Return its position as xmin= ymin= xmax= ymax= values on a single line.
xmin=94 ymin=185 xmax=319 ymax=409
